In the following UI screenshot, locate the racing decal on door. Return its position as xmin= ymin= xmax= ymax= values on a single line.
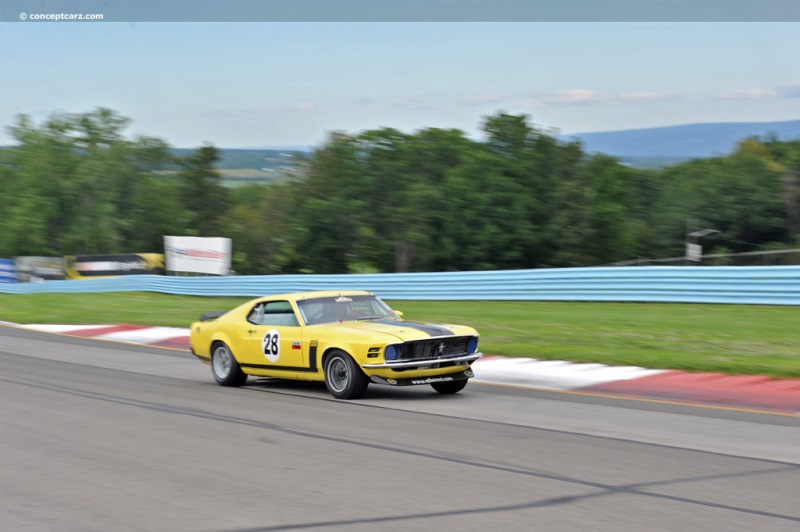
xmin=262 ymin=329 xmax=280 ymax=362
xmin=241 ymin=341 xmax=318 ymax=373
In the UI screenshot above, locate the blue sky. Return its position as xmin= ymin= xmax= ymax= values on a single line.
xmin=1 ymin=22 xmax=798 ymax=148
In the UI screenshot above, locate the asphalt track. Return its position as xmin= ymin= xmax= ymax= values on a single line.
xmin=14 ymin=323 xmax=800 ymax=413
xmin=2 ymin=325 xmax=799 ymax=532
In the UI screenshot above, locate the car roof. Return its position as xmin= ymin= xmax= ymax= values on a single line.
xmin=256 ymin=290 xmax=374 ymax=302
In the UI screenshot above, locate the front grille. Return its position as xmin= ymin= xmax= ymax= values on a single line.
xmin=399 ymin=336 xmax=470 ymax=360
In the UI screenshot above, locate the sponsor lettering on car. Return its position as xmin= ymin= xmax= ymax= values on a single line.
xmin=410 ymin=376 xmax=455 ymax=385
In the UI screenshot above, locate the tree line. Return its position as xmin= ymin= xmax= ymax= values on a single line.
xmin=1 ymin=108 xmax=798 ymax=275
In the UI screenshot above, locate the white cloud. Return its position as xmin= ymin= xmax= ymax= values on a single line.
xmin=618 ymin=91 xmax=678 ymax=102
xmin=720 ymin=87 xmax=780 ymax=100
xmin=719 ymin=82 xmax=800 ymax=101
xmin=518 ymin=89 xmax=679 ymax=108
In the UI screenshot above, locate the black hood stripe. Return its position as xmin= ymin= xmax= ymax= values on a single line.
xmin=374 ymin=320 xmax=453 ymax=337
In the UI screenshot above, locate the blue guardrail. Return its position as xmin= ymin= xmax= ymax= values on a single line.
xmin=2 ymin=266 xmax=800 ymax=305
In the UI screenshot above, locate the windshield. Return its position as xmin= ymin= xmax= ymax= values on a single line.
xmin=297 ymin=295 xmax=398 ymax=325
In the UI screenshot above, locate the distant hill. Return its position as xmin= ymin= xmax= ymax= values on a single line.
xmin=614 ymin=155 xmax=692 ymax=169
xmin=568 ymin=119 xmax=800 ymax=160
xmin=170 ymin=148 xmax=307 ymax=170
xmin=169 ymin=148 xmax=310 ymax=186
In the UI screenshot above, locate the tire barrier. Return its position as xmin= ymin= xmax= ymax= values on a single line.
xmin=3 ymin=266 xmax=800 ymax=305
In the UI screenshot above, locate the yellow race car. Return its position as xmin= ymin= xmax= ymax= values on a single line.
xmin=189 ymin=290 xmax=482 ymax=399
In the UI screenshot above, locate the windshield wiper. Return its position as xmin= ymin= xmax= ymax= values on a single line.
xmin=357 ymin=316 xmax=392 ymax=321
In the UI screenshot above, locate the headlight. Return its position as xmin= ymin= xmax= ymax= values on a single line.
xmin=384 ymin=344 xmax=400 ymax=360
xmin=467 ymin=337 xmax=479 ymax=353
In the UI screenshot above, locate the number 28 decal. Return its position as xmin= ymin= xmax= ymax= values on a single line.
xmin=262 ymin=329 xmax=280 ymax=362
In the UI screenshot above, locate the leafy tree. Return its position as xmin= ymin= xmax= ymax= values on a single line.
xmin=3 ymin=113 xmax=78 ymax=255
xmin=747 ymin=137 xmax=800 ymax=239
xmin=126 ymin=175 xmax=185 ymax=252
xmin=290 ymin=132 xmax=366 ymax=273
xmin=2 ymin=108 xmax=189 ymax=257
xmin=581 ymin=154 xmax=643 ymax=264
xmin=178 ymin=145 xmax=229 ymax=236
xmin=654 ymin=152 xmax=786 ymax=257
xmin=219 ymin=182 xmax=302 ymax=274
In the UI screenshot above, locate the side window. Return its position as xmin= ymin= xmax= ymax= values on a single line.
xmin=247 ymin=303 xmax=264 ymax=325
xmin=261 ymin=301 xmax=300 ymax=327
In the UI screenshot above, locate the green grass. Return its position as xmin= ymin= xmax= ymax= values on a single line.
xmin=0 ymin=292 xmax=250 ymax=328
xmin=2 ymin=292 xmax=800 ymax=378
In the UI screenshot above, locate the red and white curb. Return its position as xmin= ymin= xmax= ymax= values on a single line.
xmin=7 ymin=323 xmax=800 ymax=414
xmin=17 ymin=323 xmax=191 ymax=349
xmin=470 ymin=355 xmax=667 ymax=389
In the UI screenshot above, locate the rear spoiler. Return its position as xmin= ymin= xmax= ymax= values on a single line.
xmin=199 ymin=310 xmax=227 ymax=322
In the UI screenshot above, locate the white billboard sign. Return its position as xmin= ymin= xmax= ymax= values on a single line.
xmin=164 ymin=236 xmax=232 ymax=275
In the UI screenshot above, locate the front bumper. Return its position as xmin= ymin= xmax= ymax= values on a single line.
xmin=370 ymin=368 xmax=474 ymax=386
xmin=361 ymin=352 xmax=482 ymax=370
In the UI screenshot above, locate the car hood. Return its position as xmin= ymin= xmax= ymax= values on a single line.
xmin=328 ymin=319 xmax=469 ymax=342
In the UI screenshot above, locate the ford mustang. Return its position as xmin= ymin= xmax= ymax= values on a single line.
xmin=189 ymin=290 xmax=482 ymax=399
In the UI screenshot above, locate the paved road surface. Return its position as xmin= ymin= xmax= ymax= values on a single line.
xmin=2 ymin=326 xmax=799 ymax=531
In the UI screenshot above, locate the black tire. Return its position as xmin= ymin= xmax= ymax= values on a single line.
xmin=431 ymin=378 xmax=468 ymax=395
xmin=211 ymin=342 xmax=248 ymax=387
xmin=324 ymin=350 xmax=369 ymax=399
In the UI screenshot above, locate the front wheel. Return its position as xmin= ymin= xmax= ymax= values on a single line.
xmin=324 ymin=350 xmax=369 ymax=399
xmin=211 ymin=342 xmax=248 ymax=387
xmin=431 ymin=378 xmax=468 ymax=395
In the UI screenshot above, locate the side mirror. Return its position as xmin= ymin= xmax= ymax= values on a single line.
xmin=393 ymin=310 xmax=404 ymax=318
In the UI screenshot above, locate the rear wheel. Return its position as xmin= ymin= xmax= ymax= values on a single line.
xmin=324 ymin=350 xmax=369 ymax=399
xmin=431 ymin=378 xmax=468 ymax=395
xmin=211 ymin=342 xmax=247 ymax=387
